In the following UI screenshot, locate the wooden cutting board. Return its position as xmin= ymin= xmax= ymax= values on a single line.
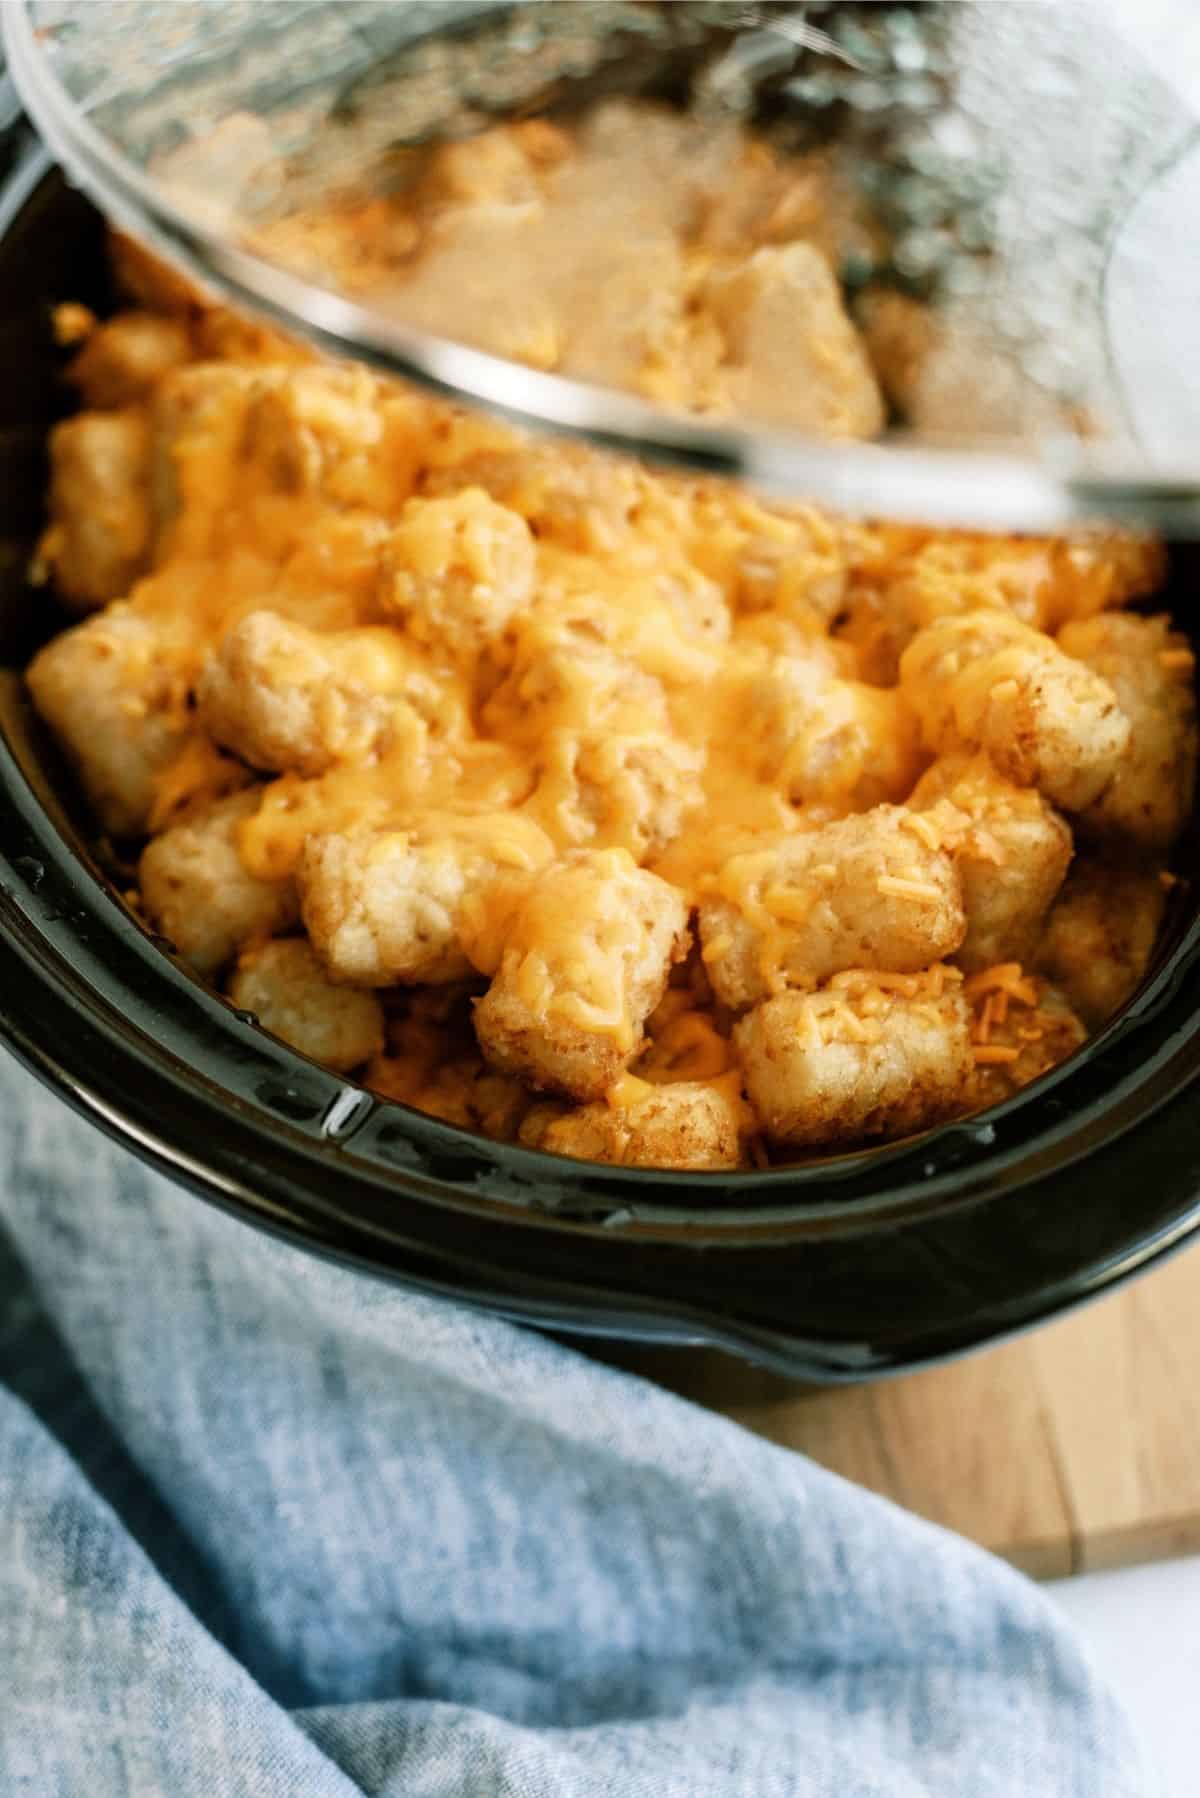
xmin=598 ymin=1240 xmax=1200 ymax=1579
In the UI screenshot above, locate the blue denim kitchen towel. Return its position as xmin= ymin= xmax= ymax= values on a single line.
xmin=0 ymin=1050 xmax=1147 ymax=1797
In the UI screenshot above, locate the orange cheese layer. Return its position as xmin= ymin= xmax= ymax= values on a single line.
xmin=118 ymin=357 xmax=916 ymax=900
xmin=98 ymin=329 xmax=1161 ymax=1009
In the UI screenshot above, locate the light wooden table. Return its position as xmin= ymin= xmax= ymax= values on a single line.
xmin=602 ymin=1241 xmax=1200 ymax=1579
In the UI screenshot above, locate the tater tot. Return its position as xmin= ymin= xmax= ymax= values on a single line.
xmin=470 ymin=849 xmax=690 ymax=1100
xmin=683 ymin=487 xmax=847 ymax=626
xmin=37 ymin=410 xmax=153 ymax=610
xmin=67 ymin=311 xmax=193 ymax=409
xmin=1058 ymin=613 xmax=1197 ymax=850
xmin=228 ymin=937 xmax=385 ymax=1071
xmin=419 ymin=125 xmax=544 ymax=207
xmin=899 ymin=610 xmax=1130 ymax=812
xmin=838 ymin=528 xmax=1167 ymax=688
xmin=150 ymin=361 xmax=266 ymax=538
xmin=422 ymin=440 xmax=647 ymax=556
xmin=1034 ymin=859 xmax=1168 ymax=1029
xmin=909 ymin=754 xmax=1072 ymax=972
xmin=378 ymin=489 xmax=536 ymax=656
xmin=139 ymin=788 xmax=300 ymax=975
xmin=703 ymin=243 xmax=885 ymax=438
xmin=482 ymin=636 xmax=670 ymax=744
xmin=300 ymin=815 xmax=555 ymax=987
xmin=855 ymin=288 xmax=937 ymax=418
xmin=197 ymin=611 xmax=430 ymax=778
xmin=531 ymin=729 xmax=704 ymax=861
xmin=239 ymin=365 xmax=419 ymax=512
xmin=734 ymin=969 xmax=972 ymax=1148
xmin=697 ymin=806 xmax=964 ymax=1012
xmin=744 ymin=654 xmax=923 ymax=810
xmin=835 ymin=534 xmax=1060 ymax=686
xmin=1040 ymin=531 xmax=1167 ymax=630
xmin=26 ymin=605 xmax=193 ymax=835
xmin=962 ymin=969 xmax=1086 ymax=1111
xmin=653 ymin=565 xmax=732 ymax=648
xmin=518 ymin=1078 xmax=743 ymax=1169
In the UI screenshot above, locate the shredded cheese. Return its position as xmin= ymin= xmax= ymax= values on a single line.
xmin=962 ymin=963 xmax=1039 ymax=1005
xmin=875 ymin=874 xmax=944 ymax=904
xmin=973 ymin=1044 xmax=1021 ymax=1065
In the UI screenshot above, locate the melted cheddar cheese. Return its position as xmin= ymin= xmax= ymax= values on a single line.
xmin=27 ymin=127 xmax=1188 ymax=1168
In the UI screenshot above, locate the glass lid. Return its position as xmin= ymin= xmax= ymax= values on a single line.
xmin=7 ymin=0 xmax=1200 ymax=531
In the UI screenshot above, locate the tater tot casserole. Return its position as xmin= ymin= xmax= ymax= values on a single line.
xmin=24 ymin=109 xmax=1197 ymax=1175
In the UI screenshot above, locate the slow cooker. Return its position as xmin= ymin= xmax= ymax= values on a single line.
xmin=3 ymin=6 xmax=1200 ymax=1379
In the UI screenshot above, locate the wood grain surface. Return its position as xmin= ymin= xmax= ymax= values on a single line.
xmin=597 ymin=1241 xmax=1200 ymax=1579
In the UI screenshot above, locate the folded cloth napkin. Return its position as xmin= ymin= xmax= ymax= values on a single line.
xmin=0 ymin=1051 xmax=1146 ymax=1797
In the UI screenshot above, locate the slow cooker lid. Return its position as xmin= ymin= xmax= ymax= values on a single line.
xmin=8 ymin=0 xmax=1200 ymax=534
